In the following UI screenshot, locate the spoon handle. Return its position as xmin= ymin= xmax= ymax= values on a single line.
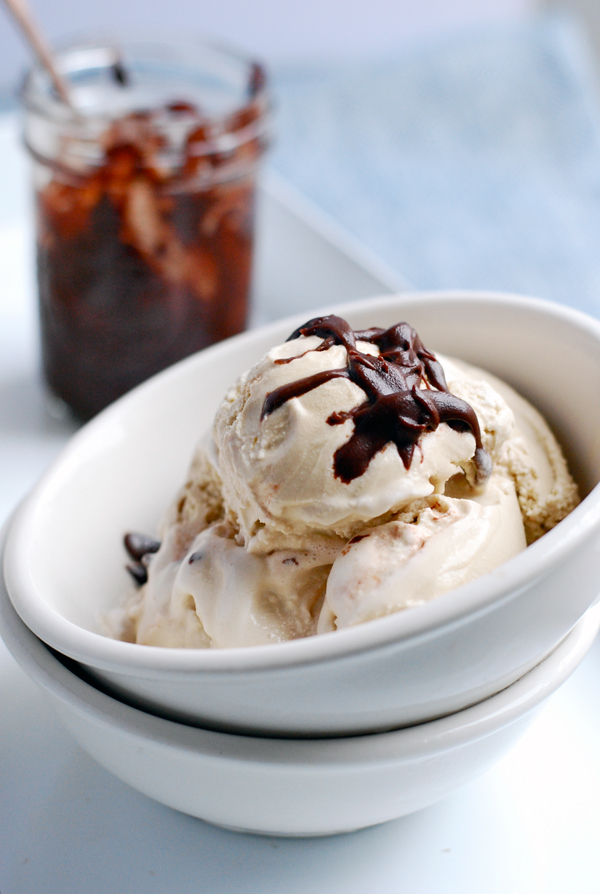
xmin=2 ymin=0 xmax=74 ymax=108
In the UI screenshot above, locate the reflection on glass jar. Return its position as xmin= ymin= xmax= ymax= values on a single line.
xmin=22 ymin=38 xmax=270 ymax=420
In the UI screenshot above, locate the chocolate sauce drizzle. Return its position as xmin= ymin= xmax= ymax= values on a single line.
xmin=262 ymin=315 xmax=492 ymax=485
xmin=124 ymin=532 xmax=161 ymax=586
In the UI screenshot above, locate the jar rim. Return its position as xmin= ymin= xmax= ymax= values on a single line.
xmin=21 ymin=33 xmax=270 ymax=132
xmin=21 ymin=34 xmax=271 ymax=173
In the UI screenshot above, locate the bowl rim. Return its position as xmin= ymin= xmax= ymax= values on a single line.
xmin=4 ymin=289 xmax=600 ymax=676
xmin=1 ymin=544 xmax=599 ymax=759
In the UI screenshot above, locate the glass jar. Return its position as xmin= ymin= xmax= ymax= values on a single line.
xmin=22 ymin=37 xmax=270 ymax=420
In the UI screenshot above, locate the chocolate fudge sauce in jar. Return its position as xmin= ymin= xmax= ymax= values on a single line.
xmin=22 ymin=38 xmax=270 ymax=419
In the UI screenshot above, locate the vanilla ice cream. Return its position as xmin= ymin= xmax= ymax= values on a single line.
xmin=113 ymin=314 xmax=579 ymax=648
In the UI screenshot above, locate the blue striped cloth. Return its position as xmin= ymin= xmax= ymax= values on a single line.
xmin=270 ymin=15 xmax=600 ymax=317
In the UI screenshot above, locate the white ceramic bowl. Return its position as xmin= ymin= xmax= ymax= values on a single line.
xmin=1 ymin=564 xmax=598 ymax=837
xmin=4 ymin=291 xmax=600 ymax=737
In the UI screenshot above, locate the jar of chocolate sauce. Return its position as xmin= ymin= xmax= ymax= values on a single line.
xmin=22 ymin=38 xmax=270 ymax=420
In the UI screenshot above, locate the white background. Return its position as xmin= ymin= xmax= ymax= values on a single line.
xmin=0 ymin=0 xmax=536 ymax=92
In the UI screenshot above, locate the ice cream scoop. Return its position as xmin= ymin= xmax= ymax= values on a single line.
xmin=214 ymin=316 xmax=501 ymax=552
xmin=114 ymin=314 xmax=579 ymax=648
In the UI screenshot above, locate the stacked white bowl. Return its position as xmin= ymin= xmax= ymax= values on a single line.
xmin=3 ymin=291 xmax=600 ymax=835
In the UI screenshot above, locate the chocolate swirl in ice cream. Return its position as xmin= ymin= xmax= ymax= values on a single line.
xmin=262 ymin=315 xmax=492 ymax=485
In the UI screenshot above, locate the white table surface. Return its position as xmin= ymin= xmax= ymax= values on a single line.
xmin=1 ymin=111 xmax=600 ymax=894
